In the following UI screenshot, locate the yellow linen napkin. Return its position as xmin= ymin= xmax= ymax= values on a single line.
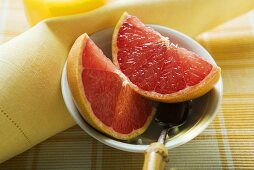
xmin=1 ymin=0 xmax=254 ymax=163
xmin=197 ymin=10 xmax=254 ymax=65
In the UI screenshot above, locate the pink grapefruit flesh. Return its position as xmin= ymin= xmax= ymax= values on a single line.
xmin=67 ymin=34 xmax=155 ymax=140
xmin=112 ymin=13 xmax=221 ymax=102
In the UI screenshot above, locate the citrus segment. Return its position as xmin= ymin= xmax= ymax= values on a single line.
xmin=177 ymin=48 xmax=213 ymax=86
xmin=112 ymin=13 xmax=221 ymax=102
xmin=67 ymin=34 xmax=155 ymax=139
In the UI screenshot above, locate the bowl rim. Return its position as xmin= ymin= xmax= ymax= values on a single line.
xmin=61 ymin=25 xmax=223 ymax=153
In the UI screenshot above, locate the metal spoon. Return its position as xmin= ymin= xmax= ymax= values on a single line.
xmin=142 ymin=101 xmax=191 ymax=170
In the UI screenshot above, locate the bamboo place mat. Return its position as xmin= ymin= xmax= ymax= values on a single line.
xmin=0 ymin=0 xmax=254 ymax=169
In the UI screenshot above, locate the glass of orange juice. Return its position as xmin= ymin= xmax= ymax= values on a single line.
xmin=23 ymin=0 xmax=106 ymax=25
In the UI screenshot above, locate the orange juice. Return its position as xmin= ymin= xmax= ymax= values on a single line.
xmin=23 ymin=0 xmax=106 ymax=25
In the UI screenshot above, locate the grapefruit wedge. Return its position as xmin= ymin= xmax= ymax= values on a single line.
xmin=67 ymin=34 xmax=155 ymax=140
xmin=112 ymin=13 xmax=221 ymax=103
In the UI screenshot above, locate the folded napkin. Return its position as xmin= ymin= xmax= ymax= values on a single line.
xmin=1 ymin=0 xmax=254 ymax=163
xmin=197 ymin=10 xmax=254 ymax=63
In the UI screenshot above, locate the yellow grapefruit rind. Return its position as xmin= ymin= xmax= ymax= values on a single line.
xmin=112 ymin=12 xmax=221 ymax=103
xmin=112 ymin=12 xmax=129 ymax=68
xmin=67 ymin=33 xmax=155 ymax=140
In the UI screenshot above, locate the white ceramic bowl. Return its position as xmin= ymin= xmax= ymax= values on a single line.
xmin=61 ymin=25 xmax=223 ymax=153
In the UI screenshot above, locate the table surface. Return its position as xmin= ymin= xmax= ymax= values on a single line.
xmin=0 ymin=0 xmax=254 ymax=169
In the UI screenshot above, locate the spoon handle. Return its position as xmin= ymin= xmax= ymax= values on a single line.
xmin=142 ymin=142 xmax=169 ymax=170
